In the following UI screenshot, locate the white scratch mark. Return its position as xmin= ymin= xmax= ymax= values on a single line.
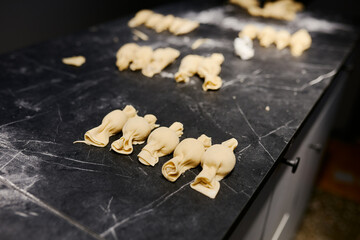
xmin=235 ymin=103 xmax=259 ymax=138
xmin=138 ymin=167 xmax=148 ymax=176
xmin=308 ymin=70 xmax=336 ymax=86
xmin=154 ymin=182 xmax=191 ymax=208
xmin=238 ymin=144 xmax=251 ymax=154
xmin=14 ymin=211 xmax=28 ymax=217
xmin=0 ymin=151 xmax=22 ymax=171
xmin=0 ymin=112 xmax=46 ymax=129
xmin=223 ymin=181 xmax=238 ymax=194
xmin=259 ymin=141 xmax=275 ymax=161
xmin=24 ymin=150 xmax=110 ymax=167
xmin=126 ymin=156 xmax=134 ymax=162
xmin=260 ymin=120 xmax=294 ymax=139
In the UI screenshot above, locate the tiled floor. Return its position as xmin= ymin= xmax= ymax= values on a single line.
xmin=295 ymin=139 xmax=360 ymax=240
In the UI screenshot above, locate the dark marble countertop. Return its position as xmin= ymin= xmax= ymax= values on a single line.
xmin=0 ymin=1 xmax=357 ymax=240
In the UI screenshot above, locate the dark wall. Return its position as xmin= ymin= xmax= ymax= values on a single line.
xmin=0 ymin=0 xmax=179 ymax=54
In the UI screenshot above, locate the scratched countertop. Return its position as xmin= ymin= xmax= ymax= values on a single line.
xmin=0 ymin=1 xmax=357 ymax=239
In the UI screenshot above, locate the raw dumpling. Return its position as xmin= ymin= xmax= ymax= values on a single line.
xmin=74 ymin=105 xmax=137 ymax=147
xmin=190 ymin=138 xmax=238 ymax=199
xmin=162 ymin=134 xmax=211 ymax=182
xmin=142 ymin=48 xmax=180 ymax=77
xmin=111 ymin=114 xmax=159 ymax=154
xmin=116 ymin=43 xmax=140 ymax=71
xmin=258 ymin=26 xmax=277 ymax=48
xmin=275 ymin=30 xmax=291 ymax=50
xmin=128 ymin=9 xmax=154 ymax=28
xmin=175 ymin=55 xmax=203 ymax=83
xmin=138 ymin=122 xmax=183 ymax=166
xmin=290 ymin=29 xmax=312 ymax=57
xmin=198 ymin=53 xmax=224 ymax=91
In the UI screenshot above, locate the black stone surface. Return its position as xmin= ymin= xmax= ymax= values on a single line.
xmin=0 ymin=2 xmax=357 ymax=240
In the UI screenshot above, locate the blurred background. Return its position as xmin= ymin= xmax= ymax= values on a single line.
xmin=0 ymin=0 xmax=359 ymax=239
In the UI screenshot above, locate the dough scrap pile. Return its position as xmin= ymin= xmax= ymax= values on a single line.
xmin=230 ymin=0 xmax=304 ymax=21
xmin=74 ymin=105 xmax=137 ymax=147
xmin=62 ymin=56 xmax=86 ymax=67
xmin=116 ymin=43 xmax=180 ymax=77
xmin=175 ymin=53 xmax=225 ymax=91
xmin=128 ymin=9 xmax=199 ymax=35
xmin=190 ymin=138 xmax=238 ymax=199
xmin=240 ymin=25 xmax=311 ymax=56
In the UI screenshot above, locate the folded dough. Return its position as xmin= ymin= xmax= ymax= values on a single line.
xmin=128 ymin=10 xmax=199 ymax=35
xmin=258 ymin=26 xmax=277 ymax=48
xmin=142 ymin=48 xmax=180 ymax=77
xmin=111 ymin=114 xmax=159 ymax=154
xmin=175 ymin=53 xmax=224 ymax=91
xmin=138 ymin=122 xmax=183 ymax=166
xmin=175 ymin=55 xmax=203 ymax=83
xmin=231 ymin=0 xmax=303 ymax=21
xmin=190 ymin=138 xmax=238 ymax=199
xmin=275 ymin=30 xmax=291 ymax=50
xmin=116 ymin=43 xmax=140 ymax=71
xmin=74 ymin=105 xmax=137 ymax=147
xmin=128 ymin=9 xmax=154 ymax=28
xmin=162 ymin=134 xmax=212 ymax=182
xmin=290 ymin=29 xmax=312 ymax=57
xmin=116 ymin=43 xmax=180 ymax=77
xmin=239 ymin=24 xmax=258 ymax=40
xmin=129 ymin=46 xmax=153 ymax=71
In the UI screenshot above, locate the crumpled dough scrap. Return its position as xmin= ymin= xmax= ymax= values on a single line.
xmin=128 ymin=9 xmax=199 ymax=35
xmin=62 ymin=56 xmax=86 ymax=67
xmin=111 ymin=114 xmax=159 ymax=154
xmin=175 ymin=53 xmax=224 ymax=91
xmin=234 ymin=36 xmax=254 ymax=60
xmin=116 ymin=43 xmax=179 ymax=77
xmin=258 ymin=26 xmax=277 ymax=48
xmin=74 ymin=105 xmax=137 ymax=147
xmin=162 ymin=134 xmax=212 ymax=182
xmin=275 ymin=30 xmax=291 ymax=50
xmin=138 ymin=122 xmax=184 ymax=166
xmin=190 ymin=138 xmax=238 ymax=199
xmin=142 ymin=48 xmax=180 ymax=77
xmin=290 ymin=29 xmax=312 ymax=57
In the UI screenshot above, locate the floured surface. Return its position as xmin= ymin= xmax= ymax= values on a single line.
xmin=0 ymin=1 xmax=356 ymax=240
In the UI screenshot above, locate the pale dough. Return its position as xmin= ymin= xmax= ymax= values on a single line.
xmin=116 ymin=43 xmax=140 ymax=71
xmin=191 ymin=38 xmax=209 ymax=50
xmin=144 ymin=13 xmax=164 ymax=29
xmin=275 ymin=30 xmax=291 ymax=50
xmin=132 ymin=29 xmax=149 ymax=41
xmin=231 ymin=0 xmax=303 ymax=21
xmin=62 ymin=56 xmax=86 ymax=67
xmin=175 ymin=53 xmax=224 ymax=91
xmin=111 ymin=114 xmax=159 ymax=154
xmin=198 ymin=53 xmax=224 ymax=91
xmin=290 ymin=29 xmax=312 ymax=57
xmin=129 ymin=46 xmax=153 ymax=71
xmin=154 ymin=14 xmax=175 ymax=33
xmin=116 ymin=43 xmax=179 ymax=77
xmin=142 ymin=48 xmax=180 ymax=77
xmin=128 ymin=10 xmax=199 ymax=35
xmin=258 ymin=26 xmax=277 ymax=48
xmin=190 ymin=138 xmax=238 ymax=199
xmin=128 ymin=9 xmax=154 ymax=28
xmin=74 ymin=105 xmax=137 ymax=147
xmin=234 ymin=36 xmax=254 ymax=60
xmin=175 ymin=55 xmax=203 ymax=83
xmin=138 ymin=122 xmax=184 ymax=166
xmin=239 ymin=25 xmax=258 ymax=40
xmin=162 ymin=134 xmax=212 ymax=182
